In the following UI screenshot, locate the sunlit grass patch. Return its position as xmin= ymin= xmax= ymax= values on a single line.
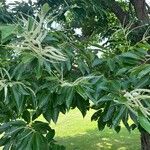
xmin=51 ymin=109 xmax=140 ymax=150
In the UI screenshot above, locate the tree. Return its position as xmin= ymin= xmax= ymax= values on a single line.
xmin=0 ymin=0 xmax=150 ymax=150
xmin=35 ymin=0 xmax=150 ymax=149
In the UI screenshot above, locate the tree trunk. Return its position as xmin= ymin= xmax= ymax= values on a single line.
xmin=141 ymin=131 xmax=150 ymax=150
xmin=101 ymin=0 xmax=130 ymax=26
xmin=130 ymin=0 xmax=149 ymax=23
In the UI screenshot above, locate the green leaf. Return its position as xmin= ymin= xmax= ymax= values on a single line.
xmin=121 ymin=52 xmax=140 ymax=60
xmin=0 ymin=122 xmax=11 ymax=133
xmin=116 ymin=68 xmax=129 ymax=76
xmin=135 ymin=76 xmax=150 ymax=88
xmin=103 ymin=106 xmax=114 ymax=122
xmin=0 ymin=137 xmax=10 ymax=147
xmin=52 ymin=107 xmax=59 ymax=123
xmin=112 ymin=106 xmax=126 ymax=127
xmin=11 ymin=63 xmax=25 ymax=80
xmin=32 ymin=132 xmax=49 ymax=150
xmin=138 ymin=116 xmax=150 ymax=133
xmin=32 ymin=121 xmax=51 ymax=134
xmin=37 ymin=93 xmax=50 ymax=109
xmin=46 ymin=129 xmax=55 ymax=142
xmin=66 ymin=60 xmax=72 ymax=71
xmin=107 ymin=58 xmax=115 ymax=71
xmin=32 ymin=110 xmax=42 ymax=121
xmin=15 ymin=128 xmax=33 ymax=150
xmin=138 ymin=65 xmax=150 ymax=78
xmin=76 ymin=96 xmax=89 ymax=117
xmin=92 ymin=58 xmax=103 ymax=67
xmin=12 ymin=86 xmax=20 ymax=107
xmin=130 ymin=64 xmax=150 ymax=77
xmin=65 ymin=86 xmax=74 ymax=108
xmin=35 ymin=59 xmax=43 ymax=79
xmin=18 ymin=135 xmax=32 ymax=150
xmin=109 ymin=80 xmax=121 ymax=92
xmin=43 ymin=112 xmax=52 ymax=123
xmin=21 ymin=53 xmax=34 ymax=64
xmin=75 ymin=85 xmax=88 ymax=100
xmin=114 ymin=126 xmax=121 ymax=133
xmin=77 ymin=59 xmax=90 ymax=75
xmin=96 ymin=95 xmax=112 ymax=104
xmin=22 ymin=110 xmax=31 ymax=123
xmin=44 ymin=61 xmax=51 ymax=73
xmin=3 ymin=141 xmax=12 ymax=150
xmin=0 ymin=24 xmax=16 ymax=42
xmin=41 ymin=3 xmax=50 ymax=15
xmin=91 ymin=110 xmax=102 ymax=121
xmin=12 ymin=85 xmax=25 ymax=113
xmin=98 ymin=118 xmax=106 ymax=131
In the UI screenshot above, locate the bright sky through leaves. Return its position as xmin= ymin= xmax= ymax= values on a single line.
xmin=6 ymin=0 xmax=37 ymax=4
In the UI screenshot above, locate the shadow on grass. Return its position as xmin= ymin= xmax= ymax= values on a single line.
xmin=56 ymin=128 xmax=140 ymax=150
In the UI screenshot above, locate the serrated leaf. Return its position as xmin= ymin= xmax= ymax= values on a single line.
xmin=112 ymin=106 xmax=126 ymax=127
xmin=76 ymin=85 xmax=88 ymax=100
xmin=103 ymin=106 xmax=114 ymax=122
xmin=138 ymin=115 xmax=150 ymax=133
xmin=138 ymin=65 xmax=150 ymax=78
xmin=32 ymin=132 xmax=49 ymax=150
xmin=17 ymin=133 xmax=33 ymax=150
xmin=65 ymin=86 xmax=74 ymax=108
xmin=52 ymin=107 xmax=59 ymax=123
xmin=43 ymin=112 xmax=51 ymax=123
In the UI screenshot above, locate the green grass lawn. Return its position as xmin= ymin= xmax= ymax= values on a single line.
xmin=51 ymin=109 xmax=140 ymax=150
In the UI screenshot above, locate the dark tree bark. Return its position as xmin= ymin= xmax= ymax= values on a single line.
xmin=103 ymin=0 xmax=150 ymax=26
xmin=109 ymin=1 xmax=130 ymax=26
xmin=141 ymin=131 xmax=150 ymax=150
xmin=130 ymin=0 xmax=149 ymax=23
